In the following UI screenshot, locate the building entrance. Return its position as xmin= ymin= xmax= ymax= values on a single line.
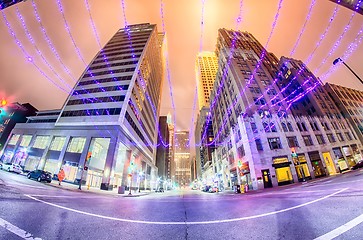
xmin=261 ymin=169 xmax=272 ymax=188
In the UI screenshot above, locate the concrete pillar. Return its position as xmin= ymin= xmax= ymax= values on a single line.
xmin=101 ymin=137 xmax=117 ymax=190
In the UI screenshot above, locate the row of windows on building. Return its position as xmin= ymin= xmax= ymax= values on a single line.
xmin=92 ymin=49 xmax=143 ymax=62
xmin=106 ymin=35 xmax=149 ymax=48
xmin=61 ymin=108 xmax=122 ymax=117
xmin=9 ymin=135 xmax=95 ymax=154
xmin=82 ymin=67 xmax=135 ymax=78
xmin=78 ymin=75 xmax=132 ymax=87
xmin=67 ymin=95 xmax=126 ymax=106
xmin=102 ymin=41 xmax=147 ymax=54
xmin=88 ymin=60 xmax=139 ymax=72
xmin=73 ymin=84 xmax=129 ymax=95
xmin=92 ymin=54 xmax=141 ymax=65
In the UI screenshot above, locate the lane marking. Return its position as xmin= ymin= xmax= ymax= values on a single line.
xmin=25 ymin=188 xmax=347 ymax=225
xmin=314 ymin=213 xmax=363 ymax=240
xmin=0 ymin=217 xmax=42 ymax=240
xmin=9 ymin=182 xmax=46 ymax=190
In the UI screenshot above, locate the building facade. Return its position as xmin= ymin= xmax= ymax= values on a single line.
xmin=1 ymin=23 xmax=165 ymax=191
xmin=194 ymin=52 xmax=218 ymax=181
xmin=0 ymin=102 xmax=37 ymax=151
xmin=174 ymin=130 xmax=191 ymax=187
xmin=209 ymin=29 xmax=362 ymax=190
xmin=324 ymin=83 xmax=363 ymax=148
xmin=155 ymin=116 xmax=170 ymax=181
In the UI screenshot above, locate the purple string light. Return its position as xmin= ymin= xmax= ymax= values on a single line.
xmin=314 ymin=0 xmax=362 ymax=75
xmin=56 ymin=0 xmax=87 ymax=66
xmin=15 ymin=7 xmax=72 ymax=91
xmin=1 ymin=11 xmax=69 ymax=93
xmin=197 ymin=0 xmax=246 ymax=146
xmin=204 ymin=0 xmax=284 ymax=147
xmin=290 ymin=0 xmax=317 ymax=56
xmin=31 ymin=0 xmax=77 ymax=81
xmin=84 ymin=0 xmax=102 ymax=48
xmin=160 ymin=0 xmax=177 ymax=147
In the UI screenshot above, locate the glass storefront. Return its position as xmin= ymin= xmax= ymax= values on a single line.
xmin=63 ymin=161 xmax=78 ymax=182
xmin=44 ymin=159 xmax=62 ymax=175
xmin=322 ymin=152 xmax=337 ymax=175
xmin=294 ymin=155 xmax=311 ymax=181
xmin=86 ymin=170 xmax=103 ymax=188
xmin=308 ymin=151 xmax=326 ymax=178
xmin=24 ymin=156 xmax=40 ymax=172
xmin=273 ymin=157 xmax=293 ymax=186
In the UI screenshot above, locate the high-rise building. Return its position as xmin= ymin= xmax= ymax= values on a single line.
xmin=0 ymin=102 xmax=37 ymax=151
xmin=0 ymin=0 xmax=26 ymax=10
xmin=1 ymin=23 xmax=165 ymax=191
xmin=155 ymin=116 xmax=170 ymax=181
xmin=324 ymin=83 xmax=363 ymax=148
xmin=194 ymin=52 xmax=218 ymax=181
xmin=196 ymin=52 xmax=218 ymax=110
xmin=174 ymin=130 xmax=191 ymax=187
xmin=166 ymin=113 xmax=175 ymax=183
xmin=209 ymin=29 xmax=361 ymax=190
xmin=328 ymin=0 xmax=363 ymax=15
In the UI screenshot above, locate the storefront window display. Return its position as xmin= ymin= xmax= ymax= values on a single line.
xmin=272 ymin=157 xmax=293 ymax=186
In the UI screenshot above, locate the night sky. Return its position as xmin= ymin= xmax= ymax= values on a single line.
xmin=1 ymin=0 xmax=363 ymax=132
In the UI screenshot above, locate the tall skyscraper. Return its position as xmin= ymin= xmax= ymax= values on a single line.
xmin=194 ymin=52 xmax=218 ymax=181
xmin=1 ymin=23 xmax=165 ymax=191
xmin=196 ymin=52 xmax=219 ymax=110
xmin=174 ymin=130 xmax=191 ymax=187
xmin=155 ymin=116 xmax=170 ymax=181
xmin=209 ymin=29 xmax=361 ymax=190
xmin=166 ymin=113 xmax=175 ymax=183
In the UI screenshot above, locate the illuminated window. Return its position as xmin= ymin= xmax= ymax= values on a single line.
xmin=50 ymin=137 xmax=67 ymax=151
xmin=33 ymin=136 xmax=50 ymax=149
xmin=67 ymin=137 xmax=86 ymax=153
xmin=8 ymin=134 xmax=20 ymax=145
xmin=20 ymin=135 xmax=32 ymax=147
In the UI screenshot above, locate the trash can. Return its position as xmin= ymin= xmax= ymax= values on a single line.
xmin=118 ymin=186 xmax=125 ymax=194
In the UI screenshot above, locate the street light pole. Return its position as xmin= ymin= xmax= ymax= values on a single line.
xmin=333 ymin=58 xmax=363 ymax=85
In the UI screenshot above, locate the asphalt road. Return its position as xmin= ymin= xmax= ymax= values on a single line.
xmin=1 ymin=170 xmax=363 ymax=240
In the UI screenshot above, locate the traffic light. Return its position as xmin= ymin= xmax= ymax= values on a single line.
xmin=238 ymin=160 xmax=242 ymax=168
xmin=0 ymin=99 xmax=7 ymax=107
xmin=86 ymin=152 xmax=92 ymax=162
xmin=291 ymin=147 xmax=298 ymax=157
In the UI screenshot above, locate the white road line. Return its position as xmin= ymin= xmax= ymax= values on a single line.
xmin=0 ymin=217 xmax=42 ymax=240
xmin=10 ymin=183 xmax=46 ymax=189
xmin=314 ymin=213 xmax=363 ymax=240
xmin=25 ymin=188 xmax=347 ymax=225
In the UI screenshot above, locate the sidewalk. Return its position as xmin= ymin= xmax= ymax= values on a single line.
xmin=47 ymin=180 xmax=153 ymax=197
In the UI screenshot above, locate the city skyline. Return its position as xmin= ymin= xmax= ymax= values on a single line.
xmin=1 ymin=0 xmax=363 ymax=135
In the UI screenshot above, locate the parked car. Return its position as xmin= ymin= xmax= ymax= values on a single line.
xmin=351 ymin=160 xmax=363 ymax=170
xmin=27 ymin=170 xmax=52 ymax=183
xmin=1 ymin=162 xmax=22 ymax=174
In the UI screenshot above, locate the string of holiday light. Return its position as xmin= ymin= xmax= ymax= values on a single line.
xmin=197 ymin=0 xmax=247 ymax=146
xmin=289 ymin=0 xmax=317 ymax=56
xmin=84 ymin=0 xmax=102 ymax=48
xmin=319 ymin=25 xmax=363 ymax=81
xmin=314 ymin=0 xmax=362 ymax=75
xmin=15 ymin=7 xmax=73 ymax=91
xmin=203 ymin=0 xmax=284 ymax=147
xmin=31 ymin=0 xmax=77 ymax=81
xmin=56 ymin=0 xmax=87 ymax=66
xmin=207 ymin=0 xmax=348 ymax=147
xmin=160 ymin=0 xmax=177 ymax=145
xmin=118 ymin=0 xmax=168 ymax=149
xmin=188 ymin=0 xmax=208 ymax=147
xmin=1 ymin=11 xmax=69 ymax=93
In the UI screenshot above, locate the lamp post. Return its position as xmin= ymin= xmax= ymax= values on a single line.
xmin=333 ymin=58 xmax=363 ymax=85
